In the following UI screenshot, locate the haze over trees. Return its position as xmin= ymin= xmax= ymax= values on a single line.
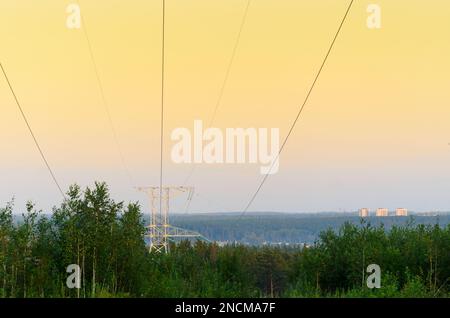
xmin=170 ymin=213 xmax=450 ymax=245
xmin=0 ymin=182 xmax=449 ymax=298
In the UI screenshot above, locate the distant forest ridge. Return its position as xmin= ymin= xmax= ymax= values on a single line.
xmin=13 ymin=211 xmax=450 ymax=245
xmin=168 ymin=212 xmax=450 ymax=245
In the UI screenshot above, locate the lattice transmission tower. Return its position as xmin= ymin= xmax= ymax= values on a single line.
xmin=137 ymin=186 xmax=209 ymax=253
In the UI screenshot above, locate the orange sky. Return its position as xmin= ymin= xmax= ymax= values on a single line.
xmin=1 ymin=0 xmax=450 ymax=213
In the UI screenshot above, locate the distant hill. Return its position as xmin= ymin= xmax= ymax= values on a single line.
xmin=15 ymin=211 xmax=450 ymax=245
xmin=167 ymin=212 xmax=450 ymax=245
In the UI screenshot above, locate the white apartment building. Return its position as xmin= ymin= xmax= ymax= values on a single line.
xmin=376 ymin=208 xmax=389 ymax=217
xmin=395 ymin=208 xmax=408 ymax=216
xmin=359 ymin=208 xmax=369 ymax=217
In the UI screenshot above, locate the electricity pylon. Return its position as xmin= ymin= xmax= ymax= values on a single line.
xmin=136 ymin=186 xmax=209 ymax=253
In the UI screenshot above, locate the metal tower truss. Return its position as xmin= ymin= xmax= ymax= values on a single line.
xmin=137 ymin=186 xmax=209 ymax=253
xmin=165 ymin=225 xmax=210 ymax=242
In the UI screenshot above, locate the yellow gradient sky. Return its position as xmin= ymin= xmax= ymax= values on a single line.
xmin=1 ymin=0 xmax=450 ymax=213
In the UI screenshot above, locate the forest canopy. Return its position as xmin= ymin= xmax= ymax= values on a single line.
xmin=0 ymin=182 xmax=449 ymax=298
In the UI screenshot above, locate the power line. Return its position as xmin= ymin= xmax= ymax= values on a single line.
xmin=183 ymin=0 xmax=252 ymax=187
xmin=77 ymin=0 xmax=135 ymax=186
xmin=1 ymin=63 xmax=66 ymax=199
xmin=159 ymin=0 xmax=166 ymax=221
xmin=207 ymin=0 xmax=252 ymax=128
xmin=238 ymin=0 xmax=355 ymax=219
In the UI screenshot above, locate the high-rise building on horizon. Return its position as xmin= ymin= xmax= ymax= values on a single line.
xmin=359 ymin=208 xmax=369 ymax=217
xmin=376 ymin=208 xmax=389 ymax=217
xmin=395 ymin=208 xmax=408 ymax=216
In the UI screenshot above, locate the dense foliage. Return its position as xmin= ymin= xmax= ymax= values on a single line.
xmin=0 ymin=183 xmax=449 ymax=298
